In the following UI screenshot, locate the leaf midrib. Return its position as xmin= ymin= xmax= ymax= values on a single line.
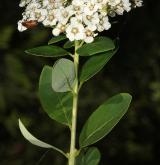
xmin=81 ymin=109 xmax=124 ymax=147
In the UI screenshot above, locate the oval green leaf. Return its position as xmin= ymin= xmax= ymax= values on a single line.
xmin=25 ymin=45 xmax=69 ymax=57
xmin=77 ymin=37 xmax=115 ymax=56
xmin=39 ymin=66 xmax=72 ymax=126
xmin=48 ymin=35 xmax=67 ymax=45
xmin=80 ymin=48 xmax=118 ymax=83
xmin=76 ymin=147 xmax=101 ymax=165
xmin=63 ymin=40 xmax=74 ymax=49
xmin=52 ymin=58 xmax=75 ymax=92
xmin=79 ymin=93 xmax=132 ymax=148
xmin=19 ymin=119 xmax=67 ymax=157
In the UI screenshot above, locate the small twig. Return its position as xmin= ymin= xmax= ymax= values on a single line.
xmin=35 ymin=150 xmax=50 ymax=165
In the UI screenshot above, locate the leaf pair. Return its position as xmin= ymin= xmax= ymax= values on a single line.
xmin=51 ymin=49 xmax=118 ymax=94
xmin=25 ymin=36 xmax=115 ymax=58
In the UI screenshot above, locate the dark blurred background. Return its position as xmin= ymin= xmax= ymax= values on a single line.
xmin=0 ymin=0 xmax=160 ymax=164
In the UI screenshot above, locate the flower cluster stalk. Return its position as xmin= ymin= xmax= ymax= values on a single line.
xmin=68 ymin=41 xmax=80 ymax=165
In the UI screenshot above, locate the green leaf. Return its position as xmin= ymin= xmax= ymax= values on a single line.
xmin=52 ymin=58 xmax=75 ymax=92
xmin=39 ymin=66 xmax=72 ymax=126
xmin=48 ymin=35 xmax=67 ymax=45
xmin=19 ymin=119 xmax=54 ymax=148
xmin=25 ymin=45 xmax=69 ymax=57
xmin=19 ymin=119 xmax=67 ymax=157
xmin=76 ymin=147 xmax=101 ymax=165
xmin=63 ymin=40 xmax=74 ymax=49
xmin=79 ymin=93 xmax=132 ymax=148
xmin=77 ymin=37 xmax=115 ymax=56
xmin=80 ymin=48 xmax=118 ymax=83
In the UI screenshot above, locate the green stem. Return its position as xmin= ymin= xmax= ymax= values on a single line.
xmin=51 ymin=146 xmax=68 ymax=158
xmin=68 ymin=41 xmax=80 ymax=165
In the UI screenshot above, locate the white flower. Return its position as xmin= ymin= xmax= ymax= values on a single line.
xmin=55 ymin=6 xmax=74 ymax=24
xmin=52 ymin=23 xmax=66 ymax=36
xmin=84 ymin=26 xmax=97 ymax=43
xmin=115 ymin=6 xmax=125 ymax=15
xmin=43 ymin=10 xmax=57 ymax=26
xmin=122 ymin=0 xmax=131 ymax=12
xmin=97 ymin=16 xmax=111 ymax=32
xmin=134 ymin=0 xmax=143 ymax=7
xmin=108 ymin=0 xmax=121 ymax=7
xmin=83 ymin=12 xmax=99 ymax=29
xmin=83 ymin=0 xmax=99 ymax=15
xmin=43 ymin=0 xmax=54 ymax=8
xmin=19 ymin=0 xmax=32 ymax=7
xmin=31 ymin=9 xmax=47 ymax=22
xmin=96 ymin=0 xmax=108 ymax=6
xmin=66 ymin=18 xmax=85 ymax=41
xmin=26 ymin=1 xmax=41 ymax=11
xmin=72 ymin=0 xmax=84 ymax=7
xmin=18 ymin=20 xmax=27 ymax=32
xmin=72 ymin=0 xmax=84 ymax=14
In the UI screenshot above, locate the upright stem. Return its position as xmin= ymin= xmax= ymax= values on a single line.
xmin=68 ymin=41 xmax=79 ymax=165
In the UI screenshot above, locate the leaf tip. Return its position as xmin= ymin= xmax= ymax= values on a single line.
xmin=121 ymin=93 xmax=132 ymax=100
xmin=24 ymin=49 xmax=30 ymax=54
xmin=18 ymin=118 xmax=26 ymax=135
xmin=18 ymin=118 xmax=22 ymax=128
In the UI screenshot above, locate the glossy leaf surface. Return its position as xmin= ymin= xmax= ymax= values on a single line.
xmin=25 ymin=45 xmax=68 ymax=57
xmin=48 ymin=35 xmax=67 ymax=45
xmin=80 ymin=49 xmax=117 ymax=83
xmin=77 ymin=37 xmax=115 ymax=56
xmin=79 ymin=93 xmax=132 ymax=148
xmin=63 ymin=40 xmax=74 ymax=49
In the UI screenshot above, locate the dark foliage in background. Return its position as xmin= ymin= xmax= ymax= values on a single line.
xmin=0 ymin=0 xmax=160 ymax=164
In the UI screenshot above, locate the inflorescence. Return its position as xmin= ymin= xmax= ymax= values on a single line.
xmin=18 ymin=0 xmax=143 ymax=43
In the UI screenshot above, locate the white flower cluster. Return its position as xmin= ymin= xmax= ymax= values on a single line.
xmin=18 ymin=0 xmax=143 ymax=43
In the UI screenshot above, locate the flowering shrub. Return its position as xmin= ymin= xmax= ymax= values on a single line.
xmin=18 ymin=0 xmax=143 ymax=165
